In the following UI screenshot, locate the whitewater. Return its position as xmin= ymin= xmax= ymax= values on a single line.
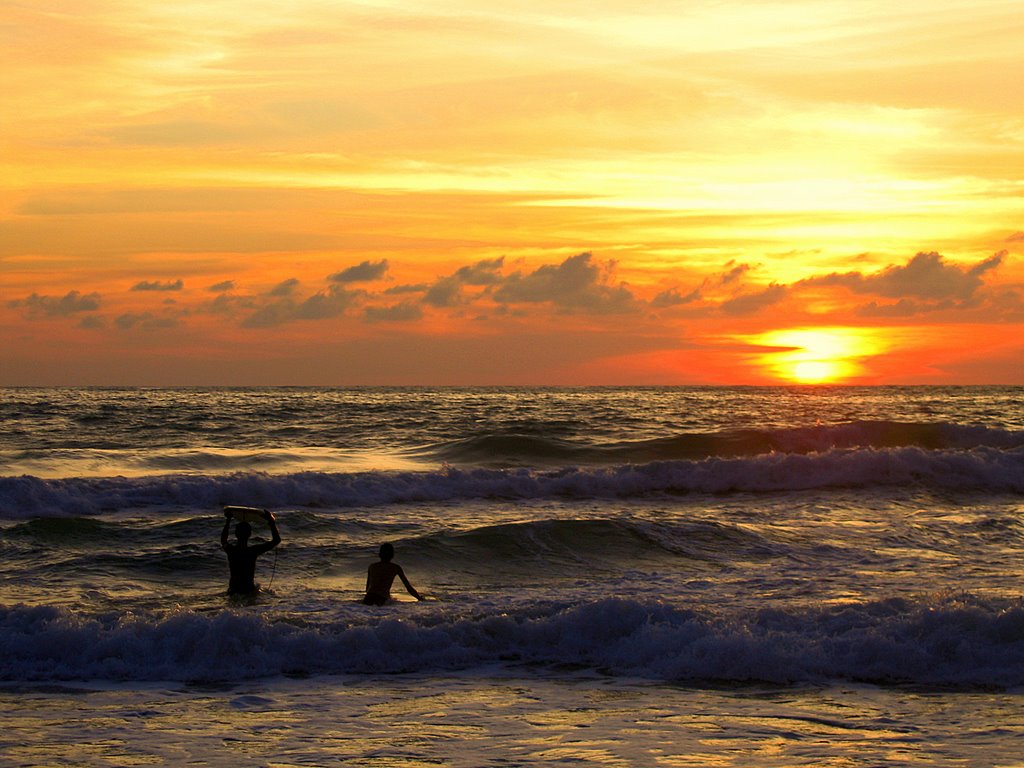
xmin=2 ymin=386 xmax=1023 ymax=766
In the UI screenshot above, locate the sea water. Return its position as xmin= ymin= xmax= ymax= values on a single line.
xmin=2 ymin=386 xmax=1023 ymax=766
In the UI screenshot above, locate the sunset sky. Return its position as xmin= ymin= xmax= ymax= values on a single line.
xmin=3 ymin=0 xmax=1023 ymax=385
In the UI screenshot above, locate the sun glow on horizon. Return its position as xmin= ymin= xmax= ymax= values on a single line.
xmin=751 ymin=328 xmax=883 ymax=384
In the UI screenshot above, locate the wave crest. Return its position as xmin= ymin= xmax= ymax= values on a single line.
xmin=418 ymin=420 xmax=1024 ymax=466
xmin=4 ymin=595 xmax=1024 ymax=687
xmin=2 ymin=444 xmax=1021 ymax=518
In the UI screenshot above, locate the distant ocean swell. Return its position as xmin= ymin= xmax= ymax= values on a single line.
xmin=2 ymin=445 xmax=1022 ymax=518
xmin=424 ymin=420 xmax=1024 ymax=465
xmin=4 ymin=595 xmax=1024 ymax=687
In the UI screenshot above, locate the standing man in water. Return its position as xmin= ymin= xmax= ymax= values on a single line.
xmin=221 ymin=508 xmax=281 ymax=595
xmin=364 ymin=543 xmax=424 ymax=605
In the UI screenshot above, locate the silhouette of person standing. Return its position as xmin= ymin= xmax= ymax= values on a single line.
xmin=220 ymin=509 xmax=281 ymax=595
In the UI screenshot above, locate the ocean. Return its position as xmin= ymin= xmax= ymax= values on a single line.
xmin=2 ymin=386 xmax=1023 ymax=766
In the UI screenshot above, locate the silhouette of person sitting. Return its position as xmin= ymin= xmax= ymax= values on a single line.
xmin=364 ymin=543 xmax=423 ymax=605
xmin=220 ymin=509 xmax=281 ymax=595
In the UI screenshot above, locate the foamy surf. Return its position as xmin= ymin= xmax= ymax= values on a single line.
xmin=4 ymin=595 xmax=1023 ymax=687
xmin=3 ymin=444 xmax=1022 ymax=518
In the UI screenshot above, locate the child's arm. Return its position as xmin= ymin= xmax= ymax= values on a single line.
xmin=397 ymin=566 xmax=423 ymax=600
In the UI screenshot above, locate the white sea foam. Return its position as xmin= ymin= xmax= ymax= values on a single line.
xmin=3 ymin=596 xmax=1024 ymax=687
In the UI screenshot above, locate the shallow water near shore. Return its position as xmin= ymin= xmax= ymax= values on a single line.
xmin=6 ymin=675 xmax=1024 ymax=767
xmin=2 ymin=386 xmax=1023 ymax=764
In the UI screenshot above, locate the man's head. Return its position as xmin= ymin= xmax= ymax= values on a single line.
xmin=236 ymin=521 xmax=252 ymax=544
xmin=379 ymin=542 xmax=394 ymax=562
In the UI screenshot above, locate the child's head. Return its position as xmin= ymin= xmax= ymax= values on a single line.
xmin=379 ymin=542 xmax=395 ymax=562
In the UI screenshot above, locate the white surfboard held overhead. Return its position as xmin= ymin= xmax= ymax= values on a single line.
xmin=224 ymin=506 xmax=269 ymax=524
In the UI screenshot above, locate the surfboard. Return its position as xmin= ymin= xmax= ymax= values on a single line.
xmin=224 ymin=506 xmax=269 ymax=524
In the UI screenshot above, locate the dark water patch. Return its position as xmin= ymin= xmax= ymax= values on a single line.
xmin=401 ymin=517 xmax=781 ymax=579
xmin=4 ymin=517 xmax=116 ymax=543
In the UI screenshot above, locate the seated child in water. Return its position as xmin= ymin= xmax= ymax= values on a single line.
xmin=364 ymin=543 xmax=423 ymax=605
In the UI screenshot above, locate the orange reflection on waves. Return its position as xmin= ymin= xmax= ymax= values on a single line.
xmin=750 ymin=327 xmax=884 ymax=384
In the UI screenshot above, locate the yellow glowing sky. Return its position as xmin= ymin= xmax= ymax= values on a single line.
xmin=2 ymin=0 xmax=1023 ymax=384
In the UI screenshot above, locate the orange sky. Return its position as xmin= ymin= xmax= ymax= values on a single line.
xmin=2 ymin=0 xmax=1023 ymax=385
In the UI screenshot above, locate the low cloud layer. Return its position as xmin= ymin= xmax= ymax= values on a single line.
xmin=115 ymin=312 xmax=179 ymax=331
xmin=242 ymin=285 xmax=359 ymax=327
xmin=329 ymin=259 xmax=390 ymax=283
xmin=131 ymin=279 xmax=183 ymax=292
xmin=269 ymin=278 xmax=300 ymax=297
xmin=719 ymin=284 xmax=788 ymax=316
xmin=803 ymin=251 xmax=1004 ymax=302
xmin=8 ymin=290 xmax=101 ymax=318
xmin=364 ymin=302 xmax=423 ymax=323
xmin=493 ymin=252 xmax=637 ymax=314
xmin=6 ymin=250 xmax=1013 ymax=336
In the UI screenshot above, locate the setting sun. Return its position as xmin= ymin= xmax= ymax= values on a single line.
xmin=790 ymin=360 xmax=847 ymax=384
xmin=749 ymin=328 xmax=883 ymax=384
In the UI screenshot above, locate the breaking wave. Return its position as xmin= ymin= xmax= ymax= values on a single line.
xmin=3 ymin=594 xmax=1024 ymax=688
xmin=2 ymin=443 xmax=1022 ymax=518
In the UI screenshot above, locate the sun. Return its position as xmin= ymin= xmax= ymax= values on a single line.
xmin=749 ymin=328 xmax=882 ymax=384
xmin=790 ymin=359 xmax=845 ymax=384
